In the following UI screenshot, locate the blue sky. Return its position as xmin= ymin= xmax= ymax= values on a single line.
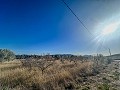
xmin=0 ymin=0 xmax=120 ymax=55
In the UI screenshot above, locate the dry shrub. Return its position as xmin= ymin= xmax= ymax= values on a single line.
xmin=0 ymin=60 xmax=93 ymax=90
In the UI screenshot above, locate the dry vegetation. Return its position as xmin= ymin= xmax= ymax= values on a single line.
xmin=0 ymin=58 xmax=119 ymax=90
xmin=0 ymin=59 xmax=94 ymax=90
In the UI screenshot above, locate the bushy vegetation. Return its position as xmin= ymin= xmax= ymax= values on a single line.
xmin=0 ymin=60 xmax=94 ymax=90
xmin=97 ymin=83 xmax=110 ymax=90
xmin=0 ymin=49 xmax=16 ymax=62
xmin=0 ymin=49 xmax=118 ymax=90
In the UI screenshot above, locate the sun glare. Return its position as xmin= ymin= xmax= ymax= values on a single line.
xmin=101 ymin=22 xmax=120 ymax=35
xmin=93 ymin=19 xmax=120 ymax=45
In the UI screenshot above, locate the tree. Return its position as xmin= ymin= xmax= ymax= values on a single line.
xmin=21 ymin=58 xmax=54 ymax=75
xmin=0 ymin=49 xmax=16 ymax=62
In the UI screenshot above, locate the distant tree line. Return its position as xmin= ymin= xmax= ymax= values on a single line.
xmin=16 ymin=54 xmax=84 ymax=61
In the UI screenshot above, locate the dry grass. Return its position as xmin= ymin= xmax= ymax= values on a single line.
xmin=0 ymin=60 xmax=93 ymax=90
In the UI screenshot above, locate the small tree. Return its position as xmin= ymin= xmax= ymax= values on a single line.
xmin=21 ymin=58 xmax=55 ymax=75
xmin=0 ymin=49 xmax=16 ymax=62
xmin=37 ymin=59 xmax=54 ymax=75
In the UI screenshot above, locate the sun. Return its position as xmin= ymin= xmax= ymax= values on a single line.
xmin=93 ymin=20 xmax=120 ymax=45
xmin=101 ymin=22 xmax=120 ymax=35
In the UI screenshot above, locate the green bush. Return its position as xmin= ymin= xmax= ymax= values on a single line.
xmin=98 ymin=83 xmax=110 ymax=90
xmin=0 ymin=49 xmax=16 ymax=62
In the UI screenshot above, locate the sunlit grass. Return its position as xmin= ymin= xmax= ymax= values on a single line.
xmin=0 ymin=60 xmax=93 ymax=90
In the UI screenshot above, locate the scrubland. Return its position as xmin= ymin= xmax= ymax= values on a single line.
xmin=0 ymin=59 xmax=119 ymax=90
xmin=0 ymin=60 xmax=94 ymax=90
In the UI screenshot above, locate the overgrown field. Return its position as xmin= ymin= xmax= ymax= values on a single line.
xmin=0 ymin=59 xmax=119 ymax=90
xmin=0 ymin=60 xmax=94 ymax=90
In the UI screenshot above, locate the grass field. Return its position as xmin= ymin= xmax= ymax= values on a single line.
xmin=0 ymin=60 xmax=94 ymax=90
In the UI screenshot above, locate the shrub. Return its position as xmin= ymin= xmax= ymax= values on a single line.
xmin=0 ymin=49 xmax=16 ymax=62
xmin=98 ymin=83 xmax=110 ymax=90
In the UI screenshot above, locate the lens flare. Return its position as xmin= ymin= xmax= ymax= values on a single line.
xmin=93 ymin=17 xmax=120 ymax=51
xmin=101 ymin=22 xmax=120 ymax=35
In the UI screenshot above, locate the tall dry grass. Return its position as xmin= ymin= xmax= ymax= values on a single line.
xmin=0 ymin=60 xmax=93 ymax=90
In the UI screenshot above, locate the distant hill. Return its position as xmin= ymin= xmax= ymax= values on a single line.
xmin=111 ymin=54 xmax=120 ymax=56
xmin=107 ymin=54 xmax=120 ymax=60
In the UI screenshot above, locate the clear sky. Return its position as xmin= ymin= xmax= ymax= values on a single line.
xmin=0 ymin=0 xmax=120 ymax=55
